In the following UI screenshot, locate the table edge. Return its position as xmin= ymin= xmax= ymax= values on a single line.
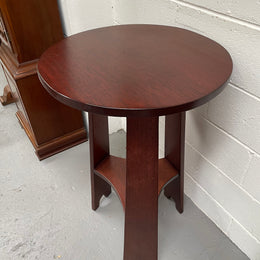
xmin=37 ymin=69 xmax=230 ymax=117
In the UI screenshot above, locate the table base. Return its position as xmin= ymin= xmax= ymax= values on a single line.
xmin=88 ymin=112 xmax=185 ymax=260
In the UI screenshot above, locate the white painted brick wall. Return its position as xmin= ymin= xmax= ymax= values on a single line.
xmin=242 ymin=155 xmax=260 ymax=202
xmin=208 ymin=85 xmax=260 ymax=154
xmin=186 ymin=111 xmax=251 ymax=184
xmin=185 ymin=144 xmax=260 ymax=241
xmin=182 ymin=0 xmax=260 ymax=25
xmin=58 ymin=0 xmax=115 ymax=36
xmin=112 ymin=0 xmax=260 ymax=259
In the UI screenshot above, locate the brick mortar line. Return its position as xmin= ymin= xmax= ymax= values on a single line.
xmin=203 ymin=116 xmax=260 ymax=157
xmin=197 ymin=109 xmax=260 ymax=157
xmin=171 ymin=0 xmax=260 ymax=31
xmin=186 ymin=141 xmax=260 ymax=205
xmin=185 ymin=171 xmax=260 ymax=245
xmin=239 ymin=155 xmax=254 ymax=186
xmin=229 ymin=82 xmax=260 ymax=102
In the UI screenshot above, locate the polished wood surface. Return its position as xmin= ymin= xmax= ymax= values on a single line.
xmin=0 ymin=0 xmax=87 ymax=159
xmin=95 ymin=156 xmax=179 ymax=209
xmin=88 ymin=113 xmax=111 ymax=210
xmin=38 ymin=25 xmax=233 ymax=259
xmin=38 ymin=24 xmax=232 ymax=117
xmin=124 ymin=116 xmax=158 ymax=260
xmin=0 ymin=0 xmax=63 ymax=63
xmin=164 ymin=112 xmax=186 ymax=213
xmin=90 ymin=114 xmax=183 ymax=260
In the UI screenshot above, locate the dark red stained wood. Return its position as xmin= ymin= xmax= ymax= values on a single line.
xmin=38 ymin=25 xmax=233 ymax=117
xmin=1 ymin=0 xmax=64 ymax=63
xmin=124 ymin=116 xmax=158 ymax=260
xmin=95 ymin=155 xmax=179 ymax=209
xmin=95 ymin=156 xmax=126 ymax=208
xmin=88 ymin=113 xmax=111 ymax=210
xmin=158 ymin=158 xmax=179 ymax=193
xmin=37 ymin=25 xmax=233 ymax=260
xmin=164 ymin=112 xmax=186 ymax=213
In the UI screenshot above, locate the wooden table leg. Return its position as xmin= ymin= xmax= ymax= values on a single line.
xmin=88 ymin=113 xmax=111 ymax=210
xmin=164 ymin=112 xmax=186 ymax=213
xmin=124 ymin=116 xmax=159 ymax=260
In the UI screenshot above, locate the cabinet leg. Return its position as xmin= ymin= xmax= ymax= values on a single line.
xmin=88 ymin=113 xmax=111 ymax=210
xmin=124 ymin=116 xmax=159 ymax=260
xmin=164 ymin=112 xmax=186 ymax=213
xmin=0 ymin=85 xmax=15 ymax=106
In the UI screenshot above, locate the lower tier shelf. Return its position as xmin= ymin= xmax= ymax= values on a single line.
xmin=94 ymin=155 xmax=179 ymax=209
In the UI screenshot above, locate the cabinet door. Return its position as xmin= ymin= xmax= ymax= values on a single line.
xmin=2 ymin=0 xmax=64 ymax=63
xmin=0 ymin=8 xmax=14 ymax=54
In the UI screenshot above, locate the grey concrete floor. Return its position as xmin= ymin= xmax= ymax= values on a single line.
xmin=0 ymin=103 xmax=249 ymax=260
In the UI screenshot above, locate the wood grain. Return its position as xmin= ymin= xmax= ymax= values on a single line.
xmin=1 ymin=0 xmax=64 ymax=63
xmin=88 ymin=113 xmax=111 ymax=210
xmin=124 ymin=116 xmax=158 ymax=260
xmin=38 ymin=24 xmax=233 ymax=117
xmin=164 ymin=112 xmax=186 ymax=213
xmin=95 ymin=155 xmax=179 ymax=209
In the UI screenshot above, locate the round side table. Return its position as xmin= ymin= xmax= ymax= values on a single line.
xmin=37 ymin=25 xmax=232 ymax=260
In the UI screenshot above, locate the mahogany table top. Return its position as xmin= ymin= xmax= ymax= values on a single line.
xmin=38 ymin=24 xmax=232 ymax=117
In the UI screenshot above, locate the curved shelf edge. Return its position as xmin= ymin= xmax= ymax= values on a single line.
xmin=158 ymin=158 xmax=179 ymax=195
xmin=94 ymin=156 xmax=126 ymax=208
xmin=94 ymin=155 xmax=179 ymax=210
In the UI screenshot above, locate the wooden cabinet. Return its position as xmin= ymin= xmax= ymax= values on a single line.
xmin=0 ymin=0 xmax=87 ymax=160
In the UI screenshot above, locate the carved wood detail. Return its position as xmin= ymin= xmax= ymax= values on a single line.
xmin=0 ymin=84 xmax=14 ymax=105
